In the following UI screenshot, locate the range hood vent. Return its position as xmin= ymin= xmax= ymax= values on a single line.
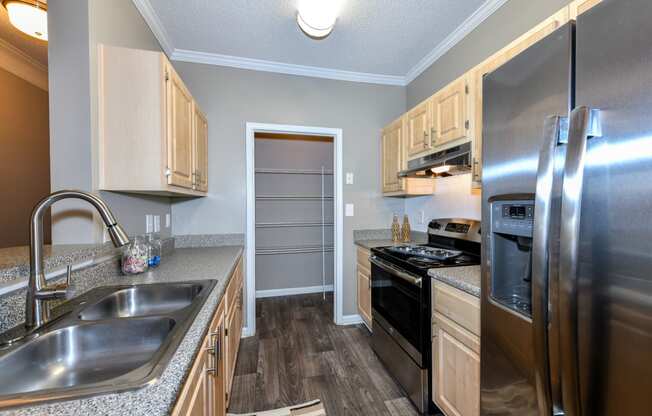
xmin=398 ymin=142 xmax=472 ymax=178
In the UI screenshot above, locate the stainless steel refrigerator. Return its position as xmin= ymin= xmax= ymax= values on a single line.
xmin=481 ymin=0 xmax=652 ymax=415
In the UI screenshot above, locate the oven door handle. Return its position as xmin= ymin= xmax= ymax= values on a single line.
xmin=370 ymin=256 xmax=422 ymax=288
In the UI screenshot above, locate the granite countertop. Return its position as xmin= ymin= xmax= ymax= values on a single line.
xmin=0 ymin=245 xmax=243 ymax=416
xmin=428 ymin=265 xmax=481 ymax=297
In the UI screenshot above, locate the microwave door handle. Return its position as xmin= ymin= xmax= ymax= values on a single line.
xmin=559 ymin=107 xmax=601 ymax=416
xmin=532 ymin=115 xmax=564 ymax=416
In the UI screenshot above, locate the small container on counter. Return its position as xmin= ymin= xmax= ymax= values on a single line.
xmin=121 ymin=235 xmax=149 ymax=275
xmin=147 ymin=233 xmax=162 ymax=268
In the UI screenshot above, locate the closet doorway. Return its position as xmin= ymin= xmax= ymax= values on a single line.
xmin=245 ymin=123 xmax=343 ymax=337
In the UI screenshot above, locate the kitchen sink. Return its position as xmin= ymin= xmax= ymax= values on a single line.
xmin=0 ymin=279 xmax=216 ymax=409
xmin=79 ymin=283 xmax=204 ymax=320
xmin=0 ymin=318 xmax=175 ymax=397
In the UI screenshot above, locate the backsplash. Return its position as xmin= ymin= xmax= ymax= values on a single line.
xmin=405 ymin=174 xmax=481 ymax=232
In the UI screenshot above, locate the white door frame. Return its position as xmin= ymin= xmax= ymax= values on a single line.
xmin=244 ymin=122 xmax=344 ymax=337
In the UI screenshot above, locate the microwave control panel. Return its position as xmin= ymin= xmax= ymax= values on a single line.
xmin=491 ymin=200 xmax=534 ymax=237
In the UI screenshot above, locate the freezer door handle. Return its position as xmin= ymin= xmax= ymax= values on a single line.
xmin=559 ymin=106 xmax=601 ymax=416
xmin=532 ymin=115 xmax=565 ymax=416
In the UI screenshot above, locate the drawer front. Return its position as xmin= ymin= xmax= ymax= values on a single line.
xmin=433 ymin=281 xmax=480 ymax=336
xmin=357 ymin=247 xmax=371 ymax=270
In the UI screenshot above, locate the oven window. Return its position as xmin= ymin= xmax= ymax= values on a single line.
xmin=371 ymin=263 xmax=422 ymax=353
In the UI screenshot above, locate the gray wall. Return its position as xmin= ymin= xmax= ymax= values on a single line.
xmin=48 ymin=0 xmax=172 ymax=243
xmin=171 ymin=63 xmax=406 ymax=316
xmin=0 ymin=67 xmax=50 ymax=248
xmin=407 ymin=0 xmax=572 ymax=108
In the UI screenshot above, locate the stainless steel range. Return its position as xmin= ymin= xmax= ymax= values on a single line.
xmin=370 ymin=219 xmax=481 ymax=414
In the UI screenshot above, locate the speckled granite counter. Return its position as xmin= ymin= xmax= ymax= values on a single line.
xmin=0 ymin=246 xmax=243 ymax=416
xmin=353 ymin=229 xmax=427 ymax=250
xmin=428 ymin=265 xmax=481 ymax=297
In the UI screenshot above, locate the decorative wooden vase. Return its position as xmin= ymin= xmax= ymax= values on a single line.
xmin=401 ymin=215 xmax=411 ymax=243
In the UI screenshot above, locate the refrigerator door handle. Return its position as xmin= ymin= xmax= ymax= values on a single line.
xmin=559 ymin=106 xmax=601 ymax=416
xmin=532 ymin=115 xmax=565 ymax=416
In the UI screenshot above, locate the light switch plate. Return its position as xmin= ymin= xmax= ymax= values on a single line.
xmin=145 ymin=215 xmax=154 ymax=233
xmin=345 ymin=203 xmax=354 ymax=217
xmin=346 ymin=172 xmax=354 ymax=185
xmin=165 ymin=213 xmax=171 ymax=228
xmin=154 ymin=215 xmax=161 ymax=233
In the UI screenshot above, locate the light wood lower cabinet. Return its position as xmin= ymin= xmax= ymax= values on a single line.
xmin=173 ymin=256 xmax=243 ymax=416
xmin=356 ymin=247 xmax=372 ymax=330
xmin=356 ymin=247 xmax=372 ymax=331
xmin=432 ymin=282 xmax=481 ymax=416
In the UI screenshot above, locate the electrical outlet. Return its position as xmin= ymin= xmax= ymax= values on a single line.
xmin=346 ymin=172 xmax=354 ymax=185
xmin=345 ymin=203 xmax=354 ymax=217
xmin=165 ymin=213 xmax=171 ymax=228
xmin=154 ymin=215 xmax=161 ymax=233
xmin=419 ymin=210 xmax=426 ymax=225
xmin=145 ymin=215 xmax=154 ymax=233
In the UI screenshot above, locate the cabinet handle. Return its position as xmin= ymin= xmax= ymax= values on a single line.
xmin=472 ymin=158 xmax=480 ymax=180
xmin=206 ymin=327 xmax=221 ymax=375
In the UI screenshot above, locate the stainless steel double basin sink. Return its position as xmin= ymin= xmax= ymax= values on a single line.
xmin=0 ymin=280 xmax=217 ymax=409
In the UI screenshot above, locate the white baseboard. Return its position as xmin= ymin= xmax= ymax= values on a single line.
xmin=339 ymin=314 xmax=364 ymax=326
xmin=241 ymin=326 xmax=254 ymax=338
xmin=255 ymin=284 xmax=334 ymax=299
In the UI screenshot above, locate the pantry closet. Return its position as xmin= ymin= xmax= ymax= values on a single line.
xmin=254 ymin=133 xmax=335 ymax=298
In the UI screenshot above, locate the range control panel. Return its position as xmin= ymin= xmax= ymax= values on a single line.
xmin=492 ymin=200 xmax=534 ymax=237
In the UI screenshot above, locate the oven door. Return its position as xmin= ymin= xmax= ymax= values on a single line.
xmin=370 ymin=255 xmax=424 ymax=365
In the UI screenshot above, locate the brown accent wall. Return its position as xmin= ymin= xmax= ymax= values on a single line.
xmin=0 ymin=66 xmax=50 ymax=248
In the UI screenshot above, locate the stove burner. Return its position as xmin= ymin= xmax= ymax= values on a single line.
xmin=386 ymin=245 xmax=463 ymax=261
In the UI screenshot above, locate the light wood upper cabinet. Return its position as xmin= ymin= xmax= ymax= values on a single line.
xmin=569 ymin=0 xmax=602 ymax=18
xmin=432 ymin=76 xmax=471 ymax=147
xmin=406 ymin=100 xmax=432 ymax=157
xmin=193 ymin=106 xmax=209 ymax=192
xmin=382 ymin=117 xmax=405 ymax=194
xmin=167 ymin=64 xmax=195 ymax=189
xmin=381 ymin=116 xmax=436 ymax=197
xmin=98 ymin=45 xmax=208 ymax=197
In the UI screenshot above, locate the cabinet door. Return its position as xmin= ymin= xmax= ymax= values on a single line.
xmin=432 ymin=316 xmax=480 ymax=416
xmin=225 ymin=290 xmax=243 ymax=402
xmin=173 ymin=339 xmax=211 ymax=416
xmin=166 ymin=65 xmax=195 ymax=189
xmin=381 ymin=117 xmax=405 ymax=194
xmin=357 ymin=266 xmax=372 ymax=329
xmin=432 ymin=77 xmax=469 ymax=147
xmin=406 ymin=100 xmax=432 ymax=157
xmin=193 ymin=105 xmax=209 ymax=192
xmin=209 ymin=314 xmax=226 ymax=416
xmin=569 ymin=0 xmax=601 ymax=18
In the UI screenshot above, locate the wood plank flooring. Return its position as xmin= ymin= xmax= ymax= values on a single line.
xmin=227 ymin=293 xmax=422 ymax=416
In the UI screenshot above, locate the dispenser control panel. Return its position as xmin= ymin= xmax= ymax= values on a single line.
xmin=492 ymin=200 xmax=534 ymax=237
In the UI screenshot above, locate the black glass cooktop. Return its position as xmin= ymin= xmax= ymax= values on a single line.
xmin=371 ymin=243 xmax=480 ymax=277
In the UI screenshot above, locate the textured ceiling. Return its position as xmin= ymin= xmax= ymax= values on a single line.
xmin=0 ymin=2 xmax=48 ymax=66
xmin=147 ymin=0 xmax=486 ymax=76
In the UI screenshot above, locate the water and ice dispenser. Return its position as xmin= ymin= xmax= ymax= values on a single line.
xmin=489 ymin=198 xmax=534 ymax=318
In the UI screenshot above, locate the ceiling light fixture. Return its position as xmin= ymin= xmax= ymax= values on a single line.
xmin=2 ymin=0 xmax=48 ymax=41
xmin=296 ymin=0 xmax=341 ymax=40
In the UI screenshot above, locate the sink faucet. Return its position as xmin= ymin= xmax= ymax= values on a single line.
xmin=26 ymin=190 xmax=130 ymax=329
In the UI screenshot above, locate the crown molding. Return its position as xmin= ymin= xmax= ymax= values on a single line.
xmin=0 ymin=38 xmax=48 ymax=90
xmin=131 ymin=0 xmax=174 ymax=56
xmin=171 ymin=48 xmax=407 ymax=86
xmin=134 ymin=0 xmax=508 ymax=87
xmin=405 ymin=0 xmax=509 ymax=84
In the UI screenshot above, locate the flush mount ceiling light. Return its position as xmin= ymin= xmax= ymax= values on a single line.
xmin=2 ymin=0 xmax=48 ymax=41
xmin=296 ymin=0 xmax=341 ymax=39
